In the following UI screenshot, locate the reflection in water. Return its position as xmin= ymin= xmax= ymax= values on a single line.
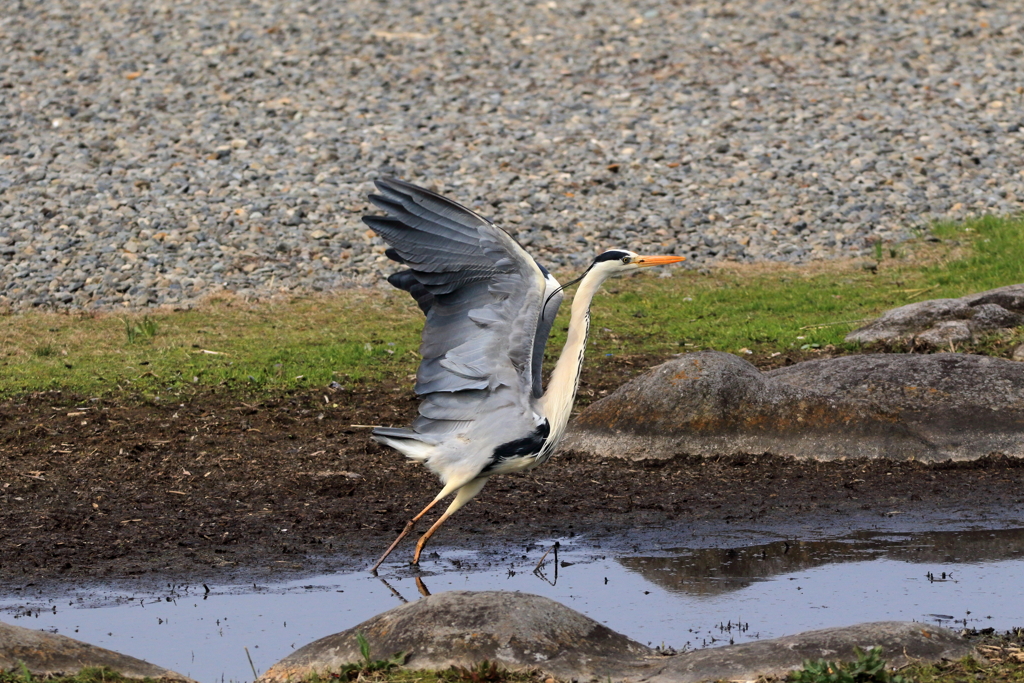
xmin=619 ymin=528 xmax=1024 ymax=596
xmin=3 ymin=526 xmax=1023 ymax=683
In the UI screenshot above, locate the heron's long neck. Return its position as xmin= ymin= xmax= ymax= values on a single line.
xmin=538 ymin=270 xmax=607 ymax=443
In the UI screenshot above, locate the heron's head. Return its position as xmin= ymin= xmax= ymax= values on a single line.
xmin=545 ymin=249 xmax=685 ymax=314
xmin=589 ymin=249 xmax=685 ymax=277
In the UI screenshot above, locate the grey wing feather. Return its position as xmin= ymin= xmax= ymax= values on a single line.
xmin=383 ymin=227 xmax=562 ymax=398
xmin=363 ymin=178 xmax=550 ymax=439
xmin=386 ymin=269 xmax=435 ymax=315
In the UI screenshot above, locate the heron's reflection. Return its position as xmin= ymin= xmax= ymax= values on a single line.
xmin=376 ymin=542 xmax=563 ymax=600
xmin=378 ymin=577 xmax=408 ymax=603
xmin=377 ymin=576 xmax=433 ymax=602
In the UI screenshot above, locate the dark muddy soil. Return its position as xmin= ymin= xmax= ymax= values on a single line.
xmin=2 ymin=352 xmax=1024 ymax=587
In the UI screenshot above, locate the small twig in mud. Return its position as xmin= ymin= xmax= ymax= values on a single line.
xmin=799 ymin=318 xmax=870 ymax=330
xmin=349 ymin=424 xmax=383 ymax=429
xmin=533 ymin=546 xmax=552 ymax=573
xmin=977 ymin=644 xmax=1024 ymax=664
xmin=245 ymin=646 xmax=259 ymax=679
xmin=533 ymin=541 xmax=560 ymax=573
xmin=898 ymin=285 xmax=939 ymax=298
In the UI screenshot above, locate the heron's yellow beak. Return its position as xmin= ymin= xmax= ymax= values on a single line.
xmin=633 ymin=255 xmax=686 ymax=267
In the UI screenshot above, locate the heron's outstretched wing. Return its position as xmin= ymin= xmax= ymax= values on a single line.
xmin=363 ymin=178 xmax=554 ymax=436
xmin=385 ymin=246 xmax=563 ymax=399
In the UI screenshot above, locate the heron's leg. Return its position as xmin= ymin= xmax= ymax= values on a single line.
xmin=412 ymin=477 xmax=489 ymax=565
xmin=369 ymin=496 xmax=445 ymax=574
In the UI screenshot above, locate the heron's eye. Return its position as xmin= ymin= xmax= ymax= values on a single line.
xmin=621 ymin=255 xmax=631 ymax=264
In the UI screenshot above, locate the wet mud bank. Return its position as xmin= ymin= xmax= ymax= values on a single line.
xmin=2 ymin=384 xmax=1024 ymax=588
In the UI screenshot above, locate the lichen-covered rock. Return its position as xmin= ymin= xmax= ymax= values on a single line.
xmin=563 ymin=351 xmax=1024 ymax=462
xmin=563 ymin=351 xmax=903 ymax=461
xmin=914 ymin=320 xmax=973 ymax=347
xmin=847 ymin=299 xmax=973 ymax=344
xmin=846 ymin=284 xmax=1024 ymax=346
xmin=965 ymin=284 xmax=1024 ymax=311
xmin=0 ymin=620 xmax=193 ymax=681
xmin=258 ymin=591 xmax=654 ymax=682
xmin=647 ymin=621 xmax=973 ymax=683
xmin=767 ymin=353 xmax=1024 ymax=415
xmin=970 ymin=303 xmax=1022 ymax=330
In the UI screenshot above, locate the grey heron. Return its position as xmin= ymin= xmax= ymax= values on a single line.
xmin=363 ymin=178 xmax=683 ymax=572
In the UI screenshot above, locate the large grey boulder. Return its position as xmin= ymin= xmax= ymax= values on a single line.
xmin=846 ymin=284 xmax=1024 ymax=345
xmin=562 ymin=351 xmax=1024 ymax=462
xmin=0 ymin=620 xmax=193 ymax=681
xmin=259 ymin=591 xmax=973 ymax=682
xmin=258 ymin=591 xmax=653 ymax=682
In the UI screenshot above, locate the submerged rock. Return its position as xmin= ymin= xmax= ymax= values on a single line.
xmin=563 ymin=351 xmax=1024 ymax=461
xmin=845 ymin=284 xmax=1024 ymax=346
xmin=260 ymin=591 xmax=973 ymax=682
xmin=0 ymin=620 xmax=193 ymax=681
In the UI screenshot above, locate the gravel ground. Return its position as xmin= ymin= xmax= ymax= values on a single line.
xmin=1 ymin=0 xmax=1023 ymax=310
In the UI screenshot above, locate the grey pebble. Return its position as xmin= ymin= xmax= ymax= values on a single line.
xmin=1 ymin=0 xmax=1023 ymax=310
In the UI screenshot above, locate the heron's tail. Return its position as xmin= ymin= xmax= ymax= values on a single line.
xmin=371 ymin=427 xmax=438 ymax=462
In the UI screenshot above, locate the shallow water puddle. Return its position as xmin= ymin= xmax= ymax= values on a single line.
xmin=3 ymin=527 xmax=1023 ymax=683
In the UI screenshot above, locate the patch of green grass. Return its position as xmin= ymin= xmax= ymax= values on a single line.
xmin=877 ymin=654 xmax=1024 ymax=683
xmin=0 ymin=292 xmax=424 ymax=400
xmin=929 ymin=215 xmax=1024 ymax=291
xmin=297 ymin=636 xmax=533 ymax=683
xmin=123 ymin=315 xmax=158 ymax=344
xmin=5 ymin=655 xmax=1023 ymax=683
xmin=568 ymin=214 xmax=1024 ymax=360
xmin=788 ymin=647 xmax=909 ymax=683
xmin=304 ymin=659 xmax=543 ymax=683
xmin=770 ymin=648 xmax=1024 ymax=683
xmin=0 ymin=666 xmax=158 ymax=683
xmin=32 ymin=344 xmax=59 ymax=358
xmin=331 ymin=632 xmax=406 ymax=680
xmin=1 ymin=216 xmax=1022 ymax=401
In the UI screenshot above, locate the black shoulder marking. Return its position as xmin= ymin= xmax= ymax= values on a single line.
xmin=593 ymin=250 xmax=629 ymax=263
xmin=483 ymin=420 xmax=551 ymax=474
